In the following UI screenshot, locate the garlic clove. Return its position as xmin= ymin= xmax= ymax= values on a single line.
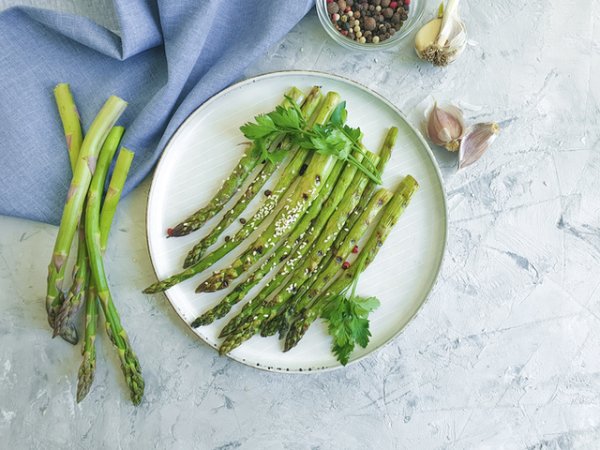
xmin=425 ymin=103 xmax=465 ymax=152
xmin=415 ymin=18 xmax=442 ymax=57
xmin=415 ymin=0 xmax=467 ymax=66
xmin=458 ymin=122 xmax=500 ymax=169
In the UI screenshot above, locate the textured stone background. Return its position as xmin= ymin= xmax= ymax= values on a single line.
xmin=1 ymin=1 xmax=600 ymax=449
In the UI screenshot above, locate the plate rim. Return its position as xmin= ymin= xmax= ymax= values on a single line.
xmin=145 ymin=69 xmax=448 ymax=373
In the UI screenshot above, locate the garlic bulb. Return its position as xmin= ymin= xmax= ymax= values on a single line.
xmin=459 ymin=122 xmax=500 ymax=169
xmin=424 ymin=103 xmax=465 ymax=152
xmin=415 ymin=0 xmax=467 ymax=66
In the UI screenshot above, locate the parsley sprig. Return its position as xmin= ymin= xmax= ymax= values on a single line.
xmin=320 ymin=256 xmax=381 ymax=365
xmin=240 ymin=99 xmax=382 ymax=184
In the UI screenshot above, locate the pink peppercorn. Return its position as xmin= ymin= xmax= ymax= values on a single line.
xmin=389 ymin=1 xmax=398 ymax=7
xmin=327 ymin=0 xmax=334 ymax=3
xmin=342 ymin=261 xmax=351 ymax=270
xmin=352 ymin=245 xmax=359 ymax=254
xmin=404 ymin=0 xmax=410 ymax=5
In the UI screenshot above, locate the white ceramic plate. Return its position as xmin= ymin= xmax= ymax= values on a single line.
xmin=146 ymin=71 xmax=447 ymax=372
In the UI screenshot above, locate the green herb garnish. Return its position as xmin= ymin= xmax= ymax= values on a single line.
xmin=320 ymin=256 xmax=381 ymax=365
xmin=240 ymin=100 xmax=382 ymax=184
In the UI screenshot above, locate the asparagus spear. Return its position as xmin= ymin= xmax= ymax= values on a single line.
xmin=335 ymin=127 xmax=397 ymax=245
xmin=76 ymin=129 xmax=125 ymax=399
xmin=99 ymin=148 xmax=134 ymax=252
xmin=86 ymin=142 xmax=143 ymax=405
xmin=191 ymin=156 xmax=348 ymax=327
xmin=218 ymin=187 xmax=393 ymax=355
xmin=52 ymin=225 xmax=88 ymax=343
xmin=218 ymin=151 xmax=380 ymax=338
xmin=143 ymin=93 xmax=341 ymax=294
xmin=54 ymin=83 xmax=83 ymax=171
xmin=54 ymin=126 xmax=126 ymax=344
xmin=284 ymin=176 xmax=419 ymax=352
xmin=182 ymin=87 xmax=323 ymax=268
xmin=46 ymin=95 xmax=127 ymax=328
xmin=264 ymin=128 xmax=398 ymax=338
xmin=76 ymin=146 xmax=134 ymax=402
xmin=76 ymin=281 xmax=98 ymax=402
xmin=50 ymin=84 xmax=86 ymax=343
xmin=168 ymin=87 xmax=306 ymax=237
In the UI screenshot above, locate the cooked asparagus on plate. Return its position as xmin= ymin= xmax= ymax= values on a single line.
xmin=145 ymin=86 xmax=419 ymax=365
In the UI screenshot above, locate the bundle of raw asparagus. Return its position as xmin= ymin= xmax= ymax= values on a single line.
xmin=145 ymin=87 xmax=418 ymax=365
xmin=46 ymin=84 xmax=143 ymax=404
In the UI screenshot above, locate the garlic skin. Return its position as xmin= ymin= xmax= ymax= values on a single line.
xmin=459 ymin=122 xmax=500 ymax=169
xmin=415 ymin=0 xmax=467 ymax=66
xmin=425 ymin=103 xmax=465 ymax=152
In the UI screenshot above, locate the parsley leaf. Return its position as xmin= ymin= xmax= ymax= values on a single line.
xmin=330 ymin=101 xmax=347 ymax=127
xmin=265 ymin=147 xmax=288 ymax=164
xmin=321 ymin=293 xmax=381 ymax=366
xmin=270 ymin=105 xmax=304 ymax=131
xmin=342 ymin=124 xmax=363 ymax=143
xmin=239 ymin=98 xmax=382 ymax=185
xmin=240 ymin=114 xmax=278 ymax=140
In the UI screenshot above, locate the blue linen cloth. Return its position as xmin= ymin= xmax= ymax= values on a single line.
xmin=0 ymin=0 xmax=313 ymax=224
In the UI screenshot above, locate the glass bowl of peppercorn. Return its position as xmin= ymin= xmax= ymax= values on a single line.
xmin=317 ymin=0 xmax=426 ymax=51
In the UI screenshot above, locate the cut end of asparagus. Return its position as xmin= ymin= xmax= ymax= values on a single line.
xmin=398 ymin=175 xmax=419 ymax=196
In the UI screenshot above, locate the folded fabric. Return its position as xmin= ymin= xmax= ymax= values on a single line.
xmin=0 ymin=0 xmax=313 ymax=224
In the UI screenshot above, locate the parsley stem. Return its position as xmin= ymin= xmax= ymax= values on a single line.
xmin=348 ymin=154 xmax=382 ymax=184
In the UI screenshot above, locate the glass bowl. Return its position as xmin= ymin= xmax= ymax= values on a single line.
xmin=316 ymin=0 xmax=427 ymax=51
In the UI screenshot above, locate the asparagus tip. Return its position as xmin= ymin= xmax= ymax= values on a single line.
xmin=167 ymin=223 xmax=190 ymax=237
xmin=59 ymin=324 xmax=79 ymax=345
xmin=142 ymin=286 xmax=156 ymax=294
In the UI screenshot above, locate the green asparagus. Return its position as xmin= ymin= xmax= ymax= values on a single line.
xmin=218 ymin=187 xmax=393 ymax=355
xmin=52 ymin=226 xmax=88 ymax=343
xmin=51 ymin=85 xmax=86 ymax=343
xmin=54 ymin=83 xmax=83 ymax=171
xmin=218 ymin=151 xmax=380 ymax=339
xmin=76 ymin=282 xmax=98 ymax=402
xmin=76 ymin=146 xmax=134 ymax=402
xmin=86 ymin=141 xmax=143 ymax=405
xmin=265 ymin=127 xmax=398 ymax=338
xmin=46 ymin=95 xmax=127 ymax=328
xmin=99 ymin=147 xmax=134 ymax=252
xmin=196 ymin=93 xmax=345 ymax=293
xmin=168 ymin=87 xmax=306 ymax=237
xmin=143 ymin=93 xmax=341 ymax=294
xmin=191 ymin=157 xmax=347 ymax=327
xmin=54 ymin=126 xmax=126 ymax=344
xmin=284 ymin=176 xmax=419 ymax=352
xmin=335 ymin=127 xmax=397 ymax=246
xmin=182 ymin=87 xmax=322 ymax=268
